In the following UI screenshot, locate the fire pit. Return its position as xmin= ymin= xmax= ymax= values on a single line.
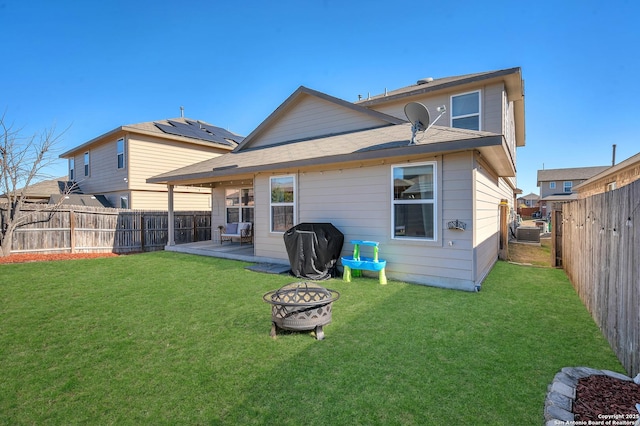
xmin=262 ymin=282 xmax=340 ymax=340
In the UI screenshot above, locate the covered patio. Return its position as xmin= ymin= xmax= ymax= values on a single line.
xmin=165 ymin=240 xmax=289 ymax=267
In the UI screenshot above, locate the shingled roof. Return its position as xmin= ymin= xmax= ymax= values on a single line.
xmin=148 ymin=123 xmax=508 ymax=185
xmin=60 ymin=117 xmax=242 ymax=158
xmin=537 ymin=166 xmax=610 ymax=186
xmin=357 ymin=67 xmax=524 ymax=106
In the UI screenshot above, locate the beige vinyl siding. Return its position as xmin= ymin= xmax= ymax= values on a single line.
xmin=250 ymin=95 xmax=389 ymax=149
xmin=368 ymin=82 xmax=505 ymax=135
xmin=504 ymin=95 xmax=517 ymax=166
xmin=68 ymin=134 xmax=223 ymax=210
xmin=210 ymin=187 xmax=227 ymax=228
xmin=253 ymin=174 xmax=285 ymax=259
xmin=370 ymin=94 xmax=450 ymax=123
xmin=473 ymin=153 xmax=514 ymax=283
xmin=128 ymin=135 xmax=224 ymax=191
xmin=481 ymin=83 xmax=503 ymax=134
xmin=131 ymin=189 xmax=212 ymax=211
xmin=74 ymin=139 xmax=127 ymax=194
xmin=124 ymin=135 xmax=223 ymax=209
xmin=251 ymin=154 xmax=482 ymax=290
xmin=385 ymin=152 xmax=476 ymax=290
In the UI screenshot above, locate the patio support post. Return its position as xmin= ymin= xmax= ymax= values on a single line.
xmin=168 ymin=184 xmax=175 ymax=246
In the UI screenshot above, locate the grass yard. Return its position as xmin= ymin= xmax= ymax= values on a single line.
xmin=0 ymin=252 xmax=623 ymax=425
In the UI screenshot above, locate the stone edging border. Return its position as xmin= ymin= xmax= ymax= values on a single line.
xmin=544 ymin=366 xmax=636 ymax=425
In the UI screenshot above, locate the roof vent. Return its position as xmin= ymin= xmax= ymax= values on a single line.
xmin=417 ymin=77 xmax=434 ymax=85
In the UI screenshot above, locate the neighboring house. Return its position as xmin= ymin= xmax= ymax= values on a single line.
xmin=0 ymin=176 xmax=111 ymax=207
xmin=1 ymin=176 xmax=74 ymax=204
xmin=537 ymin=166 xmax=609 ymax=217
xmin=0 ymin=176 xmax=110 ymax=208
xmin=149 ymin=67 xmax=526 ymax=291
xmin=518 ymin=192 xmax=539 ymax=207
xmin=59 ymin=118 xmax=243 ymax=210
xmin=573 ymin=152 xmax=640 ymax=198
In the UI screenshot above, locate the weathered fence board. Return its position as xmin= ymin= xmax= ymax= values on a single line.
xmin=2 ymin=206 xmax=211 ymax=254
xmin=562 ymin=179 xmax=640 ymax=376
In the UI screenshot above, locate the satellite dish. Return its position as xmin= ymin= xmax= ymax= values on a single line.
xmin=404 ymin=102 xmax=447 ymax=145
xmin=404 ymin=102 xmax=429 ymax=132
xmin=405 ymin=102 xmax=430 ymax=145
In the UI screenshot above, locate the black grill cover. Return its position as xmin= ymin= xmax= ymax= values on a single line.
xmin=283 ymin=223 xmax=344 ymax=280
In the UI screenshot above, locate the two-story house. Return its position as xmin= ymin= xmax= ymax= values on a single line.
xmin=149 ymin=67 xmax=526 ymax=291
xmin=518 ymin=192 xmax=540 ymax=208
xmin=60 ymin=118 xmax=243 ymax=210
xmin=537 ymin=166 xmax=609 ymax=217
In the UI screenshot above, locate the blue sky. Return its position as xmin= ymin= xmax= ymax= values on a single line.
xmin=2 ymin=0 xmax=638 ymax=196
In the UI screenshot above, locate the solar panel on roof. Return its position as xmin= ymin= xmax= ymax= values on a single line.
xmin=154 ymin=123 xmax=186 ymax=138
xmin=197 ymin=122 xmax=244 ymax=143
xmin=154 ymin=121 xmax=237 ymax=146
xmin=167 ymin=121 xmax=212 ymax=140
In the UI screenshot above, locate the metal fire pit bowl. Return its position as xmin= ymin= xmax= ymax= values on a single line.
xmin=262 ymin=282 xmax=340 ymax=340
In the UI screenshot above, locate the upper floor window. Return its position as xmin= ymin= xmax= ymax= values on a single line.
xmin=270 ymin=176 xmax=295 ymax=233
xmin=392 ymin=162 xmax=437 ymax=240
xmin=69 ymin=158 xmax=75 ymax=181
xmin=451 ymin=91 xmax=480 ymax=131
xmin=117 ymin=138 xmax=126 ymax=169
xmin=606 ymin=182 xmax=617 ymax=192
xmin=549 ymin=182 xmax=556 ymax=189
xmin=563 ymin=181 xmax=572 ymax=193
xmin=84 ymin=152 xmax=90 ymax=177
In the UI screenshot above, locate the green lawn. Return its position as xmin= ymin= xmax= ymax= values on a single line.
xmin=0 ymin=252 xmax=623 ymax=425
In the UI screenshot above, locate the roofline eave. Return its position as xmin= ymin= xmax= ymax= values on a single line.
xmin=60 ymin=125 xmax=236 ymax=158
xmin=147 ymin=135 xmax=506 ymax=185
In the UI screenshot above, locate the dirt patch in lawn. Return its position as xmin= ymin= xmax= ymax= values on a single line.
xmin=0 ymin=252 xmax=121 ymax=264
xmin=507 ymin=237 xmax=552 ymax=267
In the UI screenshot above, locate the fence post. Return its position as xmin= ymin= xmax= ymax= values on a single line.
xmin=193 ymin=213 xmax=197 ymax=242
xmin=140 ymin=214 xmax=145 ymax=252
xmin=69 ymin=209 xmax=76 ymax=253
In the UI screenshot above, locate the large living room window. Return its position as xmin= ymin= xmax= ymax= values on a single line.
xmin=270 ymin=175 xmax=295 ymax=233
xmin=451 ymin=91 xmax=480 ymax=130
xmin=225 ymin=188 xmax=254 ymax=223
xmin=392 ymin=162 xmax=436 ymax=240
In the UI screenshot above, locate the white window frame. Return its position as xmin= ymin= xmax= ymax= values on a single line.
xmin=391 ymin=161 xmax=438 ymax=241
xmin=549 ymin=182 xmax=556 ymax=189
xmin=269 ymin=175 xmax=296 ymax=233
xmin=563 ymin=181 xmax=572 ymax=193
xmin=69 ymin=158 xmax=75 ymax=181
xmin=84 ymin=151 xmax=90 ymax=177
xmin=225 ymin=187 xmax=254 ymax=223
xmin=117 ymin=138 xmax=126 ymax=169
xmin=450 ymin=90 xmax=481 ymax=131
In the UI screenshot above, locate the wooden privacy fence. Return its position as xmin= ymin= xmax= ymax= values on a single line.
xmin=562 ymin=179 xmax=640 ymax=376
xmin=4 ymin=206 xmax=211 ymax=254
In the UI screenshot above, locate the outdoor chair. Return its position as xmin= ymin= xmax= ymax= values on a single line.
xmin=220 ymin=222 xmax=253 ymax=245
